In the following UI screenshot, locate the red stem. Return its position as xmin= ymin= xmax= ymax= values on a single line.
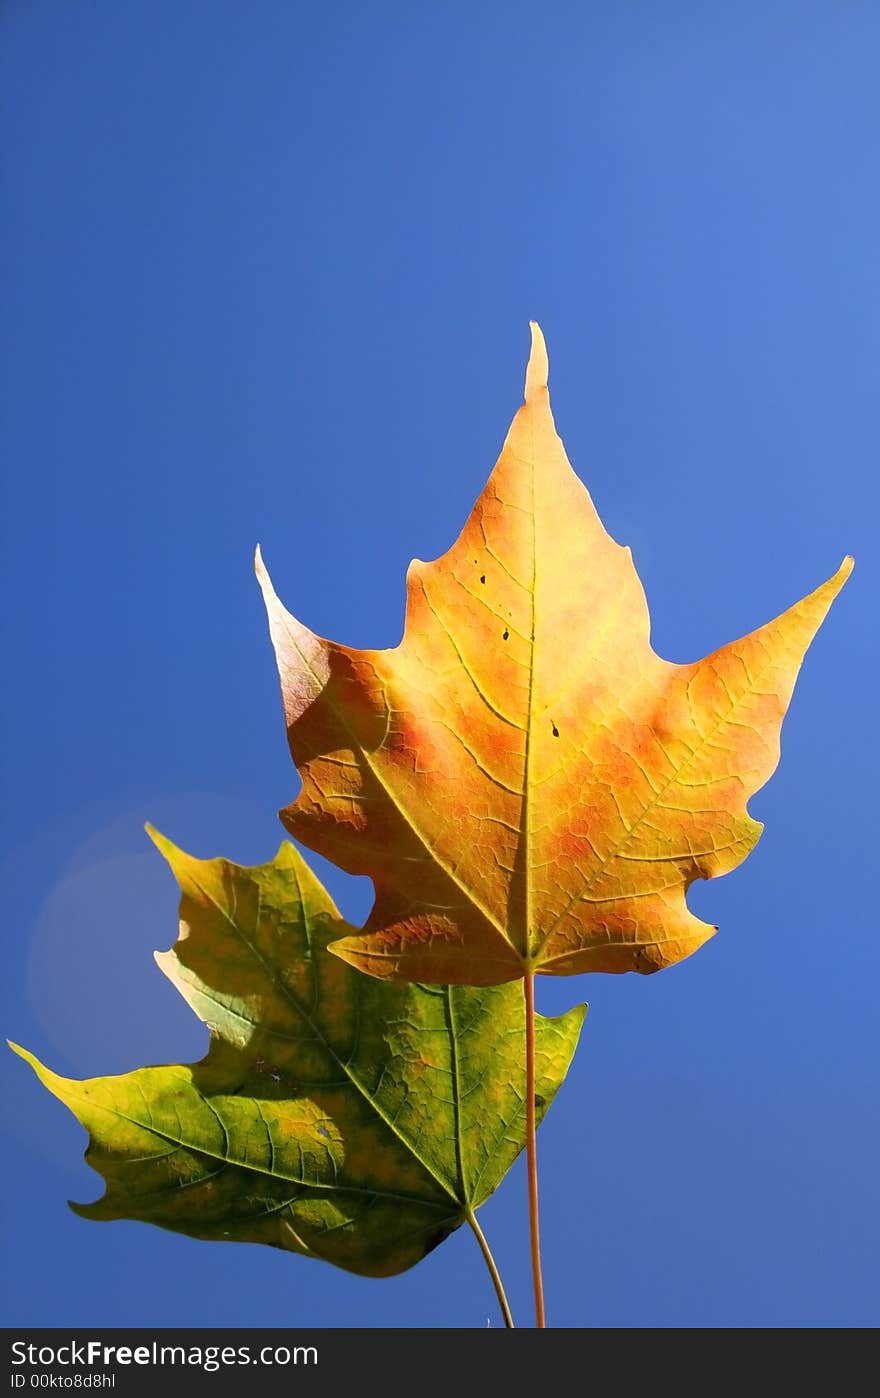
xmin=524 ymin=970 xmax=546 ymax=1327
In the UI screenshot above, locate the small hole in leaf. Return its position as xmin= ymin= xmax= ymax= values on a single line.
xmin=502 ymin=629 xmax=509 ymax=640
xmin=552 ymin=723 xmax=559 ymax=738
xmin=480 ymin=574 xmax=486 ymax=584
xmin=317 ymin=1126 xmax=329 ymax=1139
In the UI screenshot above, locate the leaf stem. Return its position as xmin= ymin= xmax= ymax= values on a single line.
xmin=524 ymin=970 xmax=546 ymax=1327
xmin=466 ymin=1208 xmax=515 ymax=1328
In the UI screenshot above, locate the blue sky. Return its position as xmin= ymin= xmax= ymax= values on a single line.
xmin=2 ymin=1 xmax=877 ymax=1328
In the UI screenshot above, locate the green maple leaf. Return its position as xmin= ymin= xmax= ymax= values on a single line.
xmin=12 ymin=830 xmax=583 ymax=1283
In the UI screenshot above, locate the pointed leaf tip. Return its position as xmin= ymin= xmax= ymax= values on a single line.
xmin=254 ymin=545 xmax=282 ymax=609
xmin=8 ymin=1041 xmax=39 ymax=1071
xmin=143 ymin=823 xmax=176 ymax=862
xmin=821 ymin=554 xmax=854 ymax=603
xmin=525 ymin=322 xmax=548 ymax=401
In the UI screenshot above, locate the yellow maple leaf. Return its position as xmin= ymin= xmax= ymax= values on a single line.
xmin=258 ymin=325 xmax=851 ymax=986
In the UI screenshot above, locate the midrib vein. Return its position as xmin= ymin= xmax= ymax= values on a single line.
xmin=445 ymin=987 xmax=468 ymax=1202
xmin=521 ymin=413 xmax=538 ymax=964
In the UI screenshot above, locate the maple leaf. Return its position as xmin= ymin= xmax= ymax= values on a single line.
xmin=257 ymin=324 xmax=851 ymax=985
xmin=11 ymin=832 xmax=582 ymax=1281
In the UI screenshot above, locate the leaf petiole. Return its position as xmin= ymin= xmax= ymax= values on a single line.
xmin=465 ymin=1209 xmax=515 ymax=1329
xmin=524 ymin=971 xmax=546 ymax=1327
